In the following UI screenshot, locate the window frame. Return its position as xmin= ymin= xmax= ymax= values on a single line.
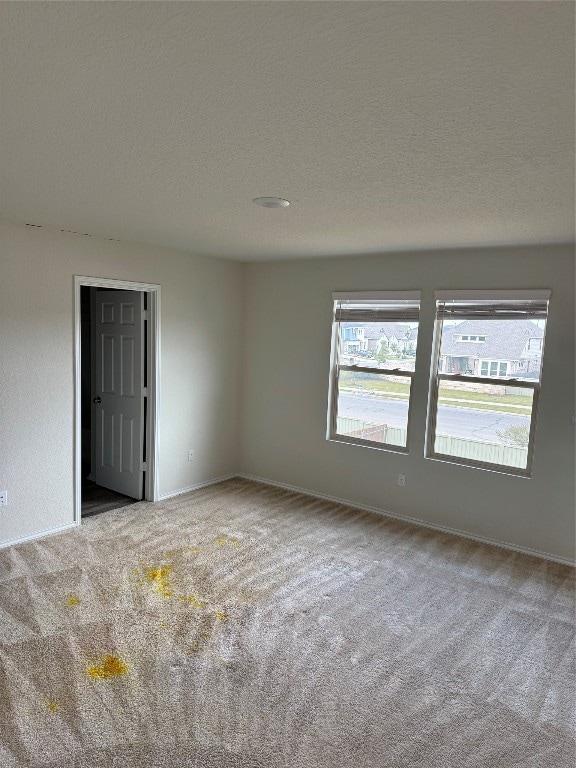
xmin=327 ymin=291 xmax=420 ymax=453
xmin=425 ymin=290 xmax=550 ymax=477
xmin=480 ymin=360 xmax=509 ymax=378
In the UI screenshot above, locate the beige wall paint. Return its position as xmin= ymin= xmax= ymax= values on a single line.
xmin=0 ymin=220 xmax=243 ymax=546
xmin=240 ymin=245 xmax=575 ymax=561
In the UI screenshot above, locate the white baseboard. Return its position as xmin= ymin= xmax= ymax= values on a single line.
xmin=3 ymin=474 xmax=572 ymax=568
xmin=0 ymin=475 xmax=236 ymax=550
xmin=238 ymin=473 xmax=575 ymax=567
xmin=0 ymin=522 xmax=78 ymax=550
xmin=157 ymin=474 xmax=237 ymax=501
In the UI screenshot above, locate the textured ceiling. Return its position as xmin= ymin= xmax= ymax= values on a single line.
xmin=1 ymin=1 xmax=574 ymax=261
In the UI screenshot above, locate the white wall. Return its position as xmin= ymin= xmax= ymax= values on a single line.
xmin=2 ymin=224 xmax=573 ymax=562
xmin=0 ymin=220 xmax=243 ymax=546
xmin=240 ymin=244 xmax=575 ymax=562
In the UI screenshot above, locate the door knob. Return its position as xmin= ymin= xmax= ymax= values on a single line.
xmin=93 ymin=397 xmax=102 ymax=404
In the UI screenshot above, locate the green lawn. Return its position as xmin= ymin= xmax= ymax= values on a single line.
xmin=339 ymin=371 xmax=532 ymax=415
xmin=339 ymin=373 xmax=410 ymax=397
xmin=437 ymin=385 xmax=532 ymax=408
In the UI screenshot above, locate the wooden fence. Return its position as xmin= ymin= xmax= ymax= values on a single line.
xmin=336 ymin=418 xmax=528 ymax=468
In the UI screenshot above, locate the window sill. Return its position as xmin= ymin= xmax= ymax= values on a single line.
xmin=328 ymin=434 xmax=409 ymax=455
xmin=425 ymin=452 xmax=531 ymax=478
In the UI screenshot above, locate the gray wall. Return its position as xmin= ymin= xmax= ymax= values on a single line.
xmin=240 ymin=244 xmax=575 ymax=561
xmin=0 ymin=220 xmax=243 ymax=546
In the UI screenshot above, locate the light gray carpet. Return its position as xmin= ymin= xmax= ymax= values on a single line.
xmin=0 ymin=478 xmax=574 ymax=767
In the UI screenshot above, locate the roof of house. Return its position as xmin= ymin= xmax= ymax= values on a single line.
xmin=361 ymin=323 xmax=416 ymax=340
xmin=440 ymin=320 xmax=544 ymax=361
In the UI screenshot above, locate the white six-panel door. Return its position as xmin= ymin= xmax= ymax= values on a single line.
xmin=93 ymin=290 xmax=145 ymax=499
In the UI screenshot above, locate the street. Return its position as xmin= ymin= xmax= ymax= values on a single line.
xmin=339 ymin=392 xmax=530 ymax=442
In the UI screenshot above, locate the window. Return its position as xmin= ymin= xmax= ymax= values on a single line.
xmin=457 ymin=334 xmax=486 ymax=342
xmin=328 ymin=292 xmax=421 ymax=451
xmin=480 ymin=361 xmax=508 ymax=377
xmin=426 ymin=290 xmax=550 ymax=475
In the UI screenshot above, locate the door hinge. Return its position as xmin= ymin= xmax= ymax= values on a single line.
xmin=143 ymin=310 xmax=149 ymax=320
xmin=141 ymin=461 xmax=147 ymax=472
xmin=143 ymin=387 xmax=148 ymax=397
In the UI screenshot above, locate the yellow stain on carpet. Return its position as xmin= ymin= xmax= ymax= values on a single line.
xmin=188 ymin=546 xmax=201 ymax=554
xmin=42 ymin=697 xmax=60 ymax=713
xmin=66 ymin=595 xmax=80 ymax=607
xmin=179 ymin=594 xmax=208 ymax=608
xmin=87 ymin=655 xmax=128 ymax=680
xmin=144 ymin=565 xmax=174 ymax=597
xmin=215 ymin=537 xmax=240 ymax=548
xmin=215 ymin=611 xmax=228 ymax=621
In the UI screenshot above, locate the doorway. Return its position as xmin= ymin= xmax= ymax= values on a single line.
xmin=74 ymin=276 xmax=160 ymax=522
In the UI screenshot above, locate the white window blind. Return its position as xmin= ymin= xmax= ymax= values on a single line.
xmin=434 ymin=290 xmax=551 ymax=320
xmin=333 ymin=292 xmax=421 ymax=323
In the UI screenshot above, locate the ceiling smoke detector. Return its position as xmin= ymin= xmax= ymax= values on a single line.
xmin=253 ymin=197 xmax=290 ymax=208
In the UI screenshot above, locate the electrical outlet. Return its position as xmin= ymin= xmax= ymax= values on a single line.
xmin=0 ymin=490 xmax=7 ymax=507
xmin=188 ymin=450 xmax=195 ymax=462
xmin=397 ymin=474 xmax=406 ymax=487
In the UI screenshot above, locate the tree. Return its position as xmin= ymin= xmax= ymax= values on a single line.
xmin=405 ymin=341 xmax=416 ymax=356
xmin=375 ymin=338 xmax=389 ymax=363
xmin=389 ymin=340 xmax=400 ymax=357
xmin=496 ymin=424 xmax=530 ymax=447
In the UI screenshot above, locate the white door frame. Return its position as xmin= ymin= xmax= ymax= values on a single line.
xmin=73 ymin=276 xmax=161 ymax=523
